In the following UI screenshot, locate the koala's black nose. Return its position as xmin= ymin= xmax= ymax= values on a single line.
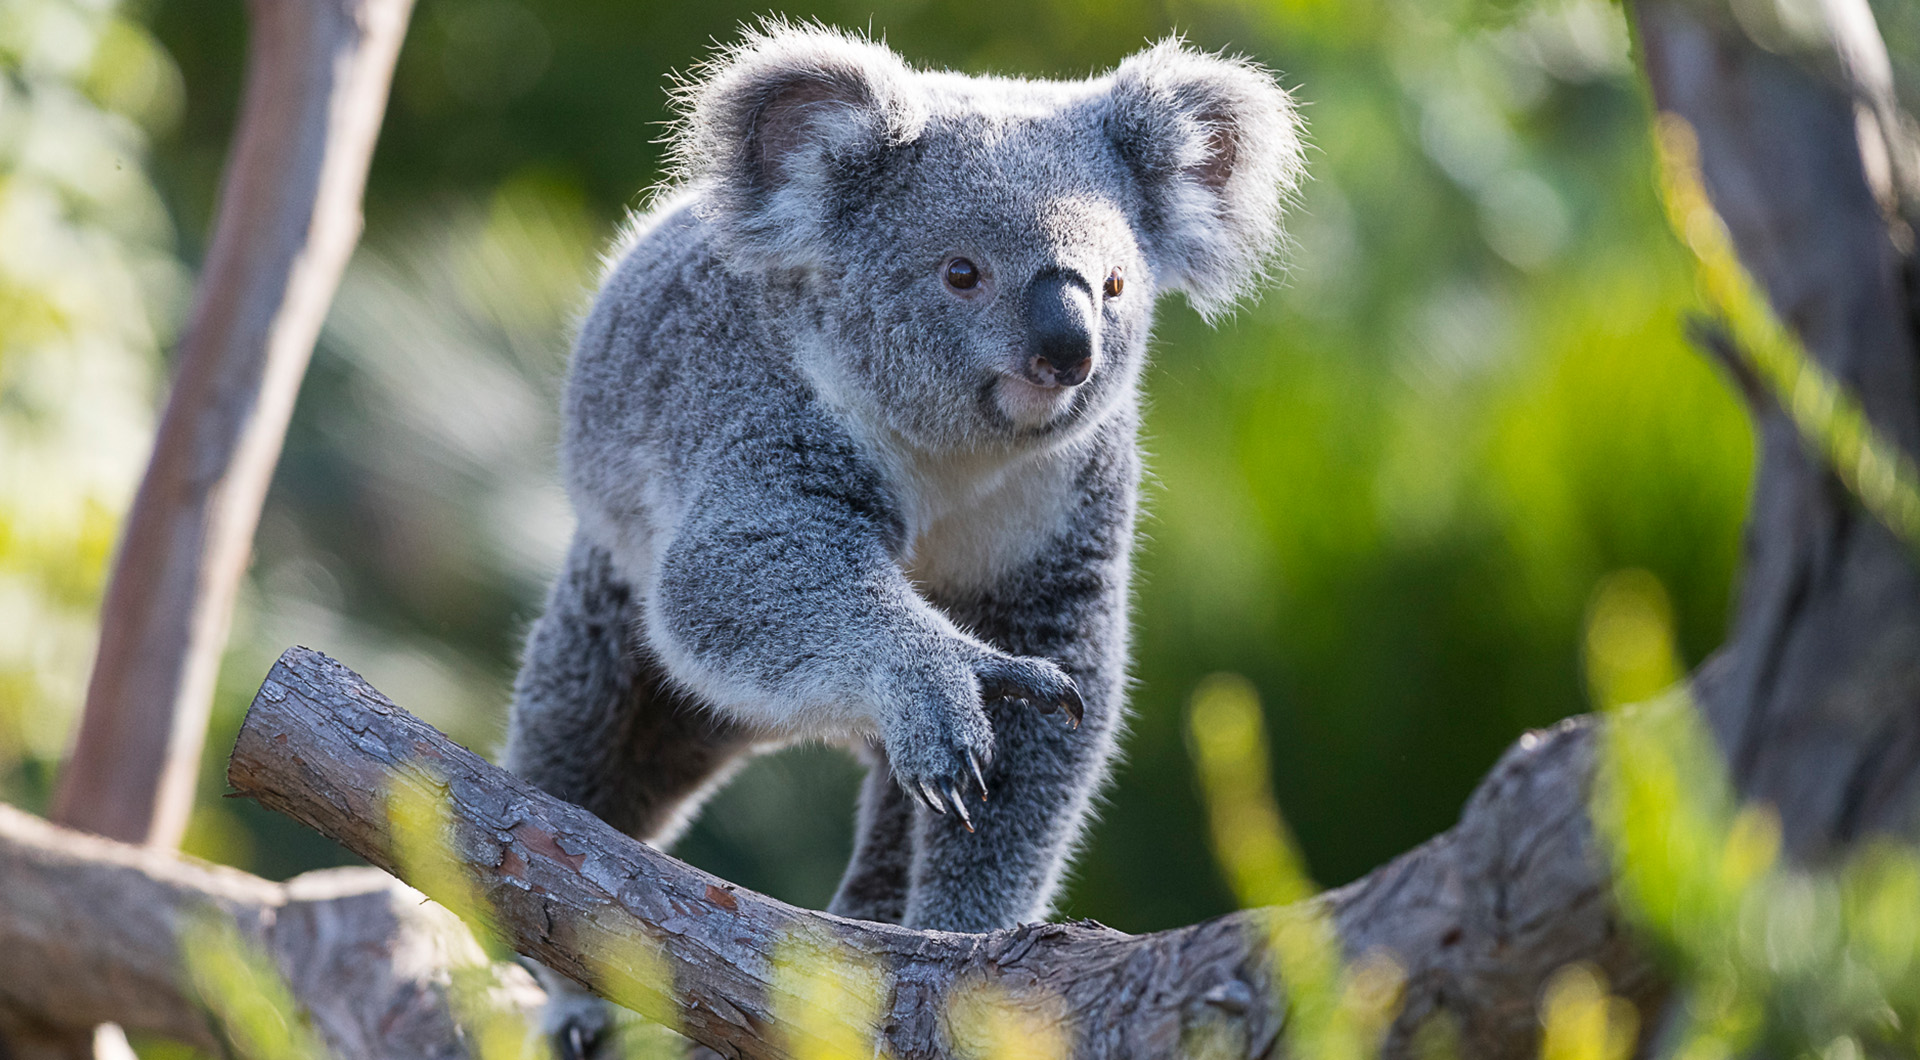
xmin=1024 ymin=268 xmax=1097 ymax=388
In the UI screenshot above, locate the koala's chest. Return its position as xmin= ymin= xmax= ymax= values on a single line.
xmin=875 ymin=444 xmax=1080 ymax=595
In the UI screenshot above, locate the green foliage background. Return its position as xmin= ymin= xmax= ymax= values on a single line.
xmin=19 ymin=0 xmax=1851 ymax=954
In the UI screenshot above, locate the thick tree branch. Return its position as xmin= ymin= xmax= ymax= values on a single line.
xmin=52 ymin=0 xmax=413 ymax=850
xmin=227 ymin=647 xmax=1654 ymax=1060
xmin=0 ymin=804 xmax=541 ymax=1059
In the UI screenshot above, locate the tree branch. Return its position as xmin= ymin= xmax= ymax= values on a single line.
xmin=0 ymin=804 xmax=540 ymax=1059
xmin=226 ymin=647 xmax=1655 ymax=1060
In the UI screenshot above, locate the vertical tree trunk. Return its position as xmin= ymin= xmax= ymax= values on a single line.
xmin=32 ymin=7 xmax=413 ymax=1054
xmin=1635 ymin=0 xmax=1920 ymax=858
xmin=51 ymin=0 xmax=413 ymax=849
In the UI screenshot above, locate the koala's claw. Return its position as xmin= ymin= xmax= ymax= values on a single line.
xmin=966 ymin=750 xmax=989 ymax=802
xmin=1060 ymin=684 xmax=1085 ymax=729
xmin=976 ymin=655 xmax=1083 ymax=729
xmin=918 ymin=779 xmax=949 ymax=815
xmin=946 ymin=782 xmax=974 ymax=831
xmin=889 ymin=650 xmax=1080 ymax=831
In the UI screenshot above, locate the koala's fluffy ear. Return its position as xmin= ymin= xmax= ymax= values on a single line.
xmin=670 ymin=22 xmax=925 ymax=271
xmin=1105 ymin=41 xmax=1305 ymax=320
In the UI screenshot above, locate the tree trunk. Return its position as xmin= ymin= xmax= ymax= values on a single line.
xmin=51 ymin=0 xmax=413 ymax=850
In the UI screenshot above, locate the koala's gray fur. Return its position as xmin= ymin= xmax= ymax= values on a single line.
xmin=503 ymin=21 xmax=1302 ymax=1057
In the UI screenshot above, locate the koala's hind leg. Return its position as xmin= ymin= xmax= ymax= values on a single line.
xmin=505 ymin=535 xmax=757 ymax=1059
xmin=506 ymin=535 xmax=757 ymax=842
xmin=828 ymin=739 xmax=914 ymax=923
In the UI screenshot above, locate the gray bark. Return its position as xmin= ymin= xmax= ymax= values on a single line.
xmin=1635 ymin=0 xmax=1920 ymax=858
xmin=0 ymin=805 xmax=542 ymax=1060
xmin=221 ymin=648 xmax=1649 ymax=1060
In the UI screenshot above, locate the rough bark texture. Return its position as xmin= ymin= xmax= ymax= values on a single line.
xmin=0 ymin=805 xmax=541 ymax=1060
xmin=1636 ymin=0 xmax=1920 ymax=858
xmin=52 ymin=0 xmax=413 ymax=850
xmin=226 ymin=647 xmax=1651 ymax=1060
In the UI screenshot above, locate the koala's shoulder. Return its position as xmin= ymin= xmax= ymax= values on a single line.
xmin=578 ymin=193 xmax=776 ymax=358
xmin=601 ymin=194 xmax=743 ymax=306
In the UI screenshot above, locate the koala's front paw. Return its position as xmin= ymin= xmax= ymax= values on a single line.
xmin=884 ymin=650 xmax=1080 ymax=831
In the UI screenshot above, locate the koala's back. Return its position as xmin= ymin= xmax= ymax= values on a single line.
xmin=561 ymin=195 xmax=829 ymax=572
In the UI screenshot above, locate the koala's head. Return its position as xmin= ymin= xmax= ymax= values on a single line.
xmin=670 ymin=23 xmax=1304 ymax=450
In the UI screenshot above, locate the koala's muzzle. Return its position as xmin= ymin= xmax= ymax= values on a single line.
xmin=1024 ymin=269 xmax=1097 ymax=388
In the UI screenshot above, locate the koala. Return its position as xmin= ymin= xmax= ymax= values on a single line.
xmin=503 ymin=22 xmax=1302 ymax=1058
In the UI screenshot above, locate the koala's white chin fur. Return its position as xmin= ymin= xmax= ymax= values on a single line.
xmin=993 ymin=374 xmax=1081 ymax=428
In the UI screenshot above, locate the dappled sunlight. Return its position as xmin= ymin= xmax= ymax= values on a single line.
xmin=1590 ymin=574 xmax=1920 ymax=1059
xmin=1187 ymin=674 xmax=1404 ymax=1060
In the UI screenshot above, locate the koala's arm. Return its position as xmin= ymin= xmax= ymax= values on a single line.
xmin=638 ymin=417 xmax=1079 ymax=807
xmin=898 ymin=427 xmax=1138 ymax=932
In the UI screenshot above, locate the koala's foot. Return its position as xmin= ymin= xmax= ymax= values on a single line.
xmin=884 ymin=649 xmax=1080 ymax=830
xmin=526 ymin=960 xmax=618 ymax=1060
xmin=546 ymin=992 xmax=616 ymax=1060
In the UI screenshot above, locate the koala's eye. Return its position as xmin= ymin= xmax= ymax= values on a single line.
xmin=944 ymin=257 xmax=981 ymax=291
xmin=1103 ymin=267 xmax=1125 ymax=299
